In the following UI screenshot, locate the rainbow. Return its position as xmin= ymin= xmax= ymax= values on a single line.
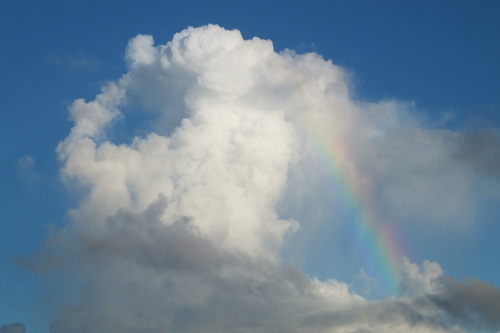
xmin=270 ymin=71 xmax=403 ymax=294
xmin=313 ymin=133 xmax=403 ymax=295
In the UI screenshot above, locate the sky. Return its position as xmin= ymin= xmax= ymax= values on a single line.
xmin=1 ymin=1 xmax=500 ymax=332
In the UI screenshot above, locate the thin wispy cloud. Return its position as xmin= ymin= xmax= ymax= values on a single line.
xmin=46 ymin=51 xmax=101 ymax=73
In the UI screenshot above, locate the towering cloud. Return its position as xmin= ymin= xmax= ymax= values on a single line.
xmin=30 ymin=25 xmax=500 ymax=332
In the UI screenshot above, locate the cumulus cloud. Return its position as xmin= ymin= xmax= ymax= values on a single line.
xmin=29 ymin=24 xmax=500 ymax=332
xmin=399 ymin=258 xmax=444 ymax=297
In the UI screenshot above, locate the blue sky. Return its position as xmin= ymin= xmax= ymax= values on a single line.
xmin=1 ymin=1 xmax=500 ymax=332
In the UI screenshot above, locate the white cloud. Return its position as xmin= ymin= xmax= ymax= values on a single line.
xmin=126 ymin=34 xmax=157 ymax=67
xmin=350 ymin=268 xmax=380 ymax=297
xmin=399 ymin=258 xmax=443 ymax=297
xmin=28 ymin=24 xmax=500 ymax=333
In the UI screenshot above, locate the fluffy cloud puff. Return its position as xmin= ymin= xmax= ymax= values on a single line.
xmin=30 ymin=25 xmax=500 ymax=332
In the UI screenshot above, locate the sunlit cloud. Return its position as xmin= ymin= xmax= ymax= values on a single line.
xmin=26 ymin=25 xmax=500 ymax=333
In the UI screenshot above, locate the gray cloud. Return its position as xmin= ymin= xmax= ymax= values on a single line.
xmin=428 ymin=276 xmax=500 ymax=332
xmin=0 ymin=323 xmax=25 ymax=333
xmin=45 ymin=199 xmax=482 ymax=333
xmin=455 ymin=129 xmax=500 ymax=178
